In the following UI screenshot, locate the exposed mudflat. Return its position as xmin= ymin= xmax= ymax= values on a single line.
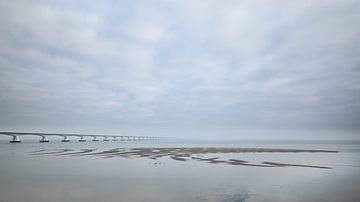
xmin=31 ymin=147 xmax=338 ymax=169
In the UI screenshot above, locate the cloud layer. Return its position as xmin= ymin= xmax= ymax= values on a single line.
xmin=0 ymin=0 xmax=359 ymax=139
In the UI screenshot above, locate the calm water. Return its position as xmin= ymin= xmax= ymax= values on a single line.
xmin=0 ymin=139 xmax=359 ymax=202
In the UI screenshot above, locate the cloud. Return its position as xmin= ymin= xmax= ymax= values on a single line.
xmin=0 ymin=0 xmax=359 ymax=139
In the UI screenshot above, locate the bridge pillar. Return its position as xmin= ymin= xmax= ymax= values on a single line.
xmin=103 ymin=136 xmax=110 ymax=141
xmin=10 ymin=135 xmax=21 ymax=143
xmin=112 ymin=136 xmax=118 ymax=141
xmin=92 ymin=136 xmax=99 ymax=141
xmin=39 ymin=136 xmax=49 ymax=143
xmin=61 ymin=136 xmax=70 ymax=142
xmin=78 ymin=136 xmax=86 ymax=142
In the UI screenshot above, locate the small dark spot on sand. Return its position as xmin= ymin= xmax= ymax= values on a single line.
xmin=221 ymin=190 xmax=250 ymax=202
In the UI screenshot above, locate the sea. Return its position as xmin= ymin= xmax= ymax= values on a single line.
xmin=0 ymin=138 xmax=359 ymax=202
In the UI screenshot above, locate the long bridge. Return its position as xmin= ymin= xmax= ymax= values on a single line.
xmin=0 ymin=131 xmax=154 ymax=143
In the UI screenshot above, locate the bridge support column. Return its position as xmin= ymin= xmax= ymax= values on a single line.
xmin=112 ymin=137 xmax=118 ymax=141
xmin=78 ymin=136 xmax=86 ymax=142
xmin=103 ymin=136 xmax=110 ymax=141
xmin=61 ymin=136 xmax=70 ymax=142
xmin=92 ymin=136 xmax=99 ymax=141
xmin=10 ymin=135 xmax=21 ymax=143
xmin=39 ymin=136 xmax=49 ymax=143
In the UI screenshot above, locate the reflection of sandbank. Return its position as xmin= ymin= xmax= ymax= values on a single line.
xmin=32 ymin=147 xmax=337 ymax=169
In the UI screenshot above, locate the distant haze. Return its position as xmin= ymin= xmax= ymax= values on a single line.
xmin=0 ymin=0 xmax=359 ymax=139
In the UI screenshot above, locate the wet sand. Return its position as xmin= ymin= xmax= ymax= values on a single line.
xmin=31 ymin=147 xmax=338 ymax=169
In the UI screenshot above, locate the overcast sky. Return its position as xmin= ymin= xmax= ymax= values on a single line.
xmin=0 ymin=0 xmax=359 ymax=139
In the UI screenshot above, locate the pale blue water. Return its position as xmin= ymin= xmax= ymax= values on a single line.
xmin=0 ymin=138 xmax=359 ymax=202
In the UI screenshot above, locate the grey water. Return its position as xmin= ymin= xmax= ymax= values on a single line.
xmin=0 ymin=139 xmax=359 ymax=202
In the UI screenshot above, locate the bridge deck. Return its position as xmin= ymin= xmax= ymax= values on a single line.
xmin=0 ymin=132 xmax=154 ymax=143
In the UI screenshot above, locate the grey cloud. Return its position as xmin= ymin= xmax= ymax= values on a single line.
xmin=0 ymin=0 xmax=359 ymax=139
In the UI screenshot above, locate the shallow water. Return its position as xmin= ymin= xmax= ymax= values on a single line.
xmin=0 ymin=139 xmax=359 ymax=202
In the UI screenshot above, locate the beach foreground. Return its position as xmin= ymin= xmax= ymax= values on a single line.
xmin=0 ymin=140 xmax=359 ymax=202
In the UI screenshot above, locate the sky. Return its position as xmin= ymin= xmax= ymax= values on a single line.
xmin=0 ymin=0 xmax=359 ymax=140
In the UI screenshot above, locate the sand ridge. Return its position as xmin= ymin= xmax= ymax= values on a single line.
xmin=31 ymin=147 xmax=338 ymax=169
